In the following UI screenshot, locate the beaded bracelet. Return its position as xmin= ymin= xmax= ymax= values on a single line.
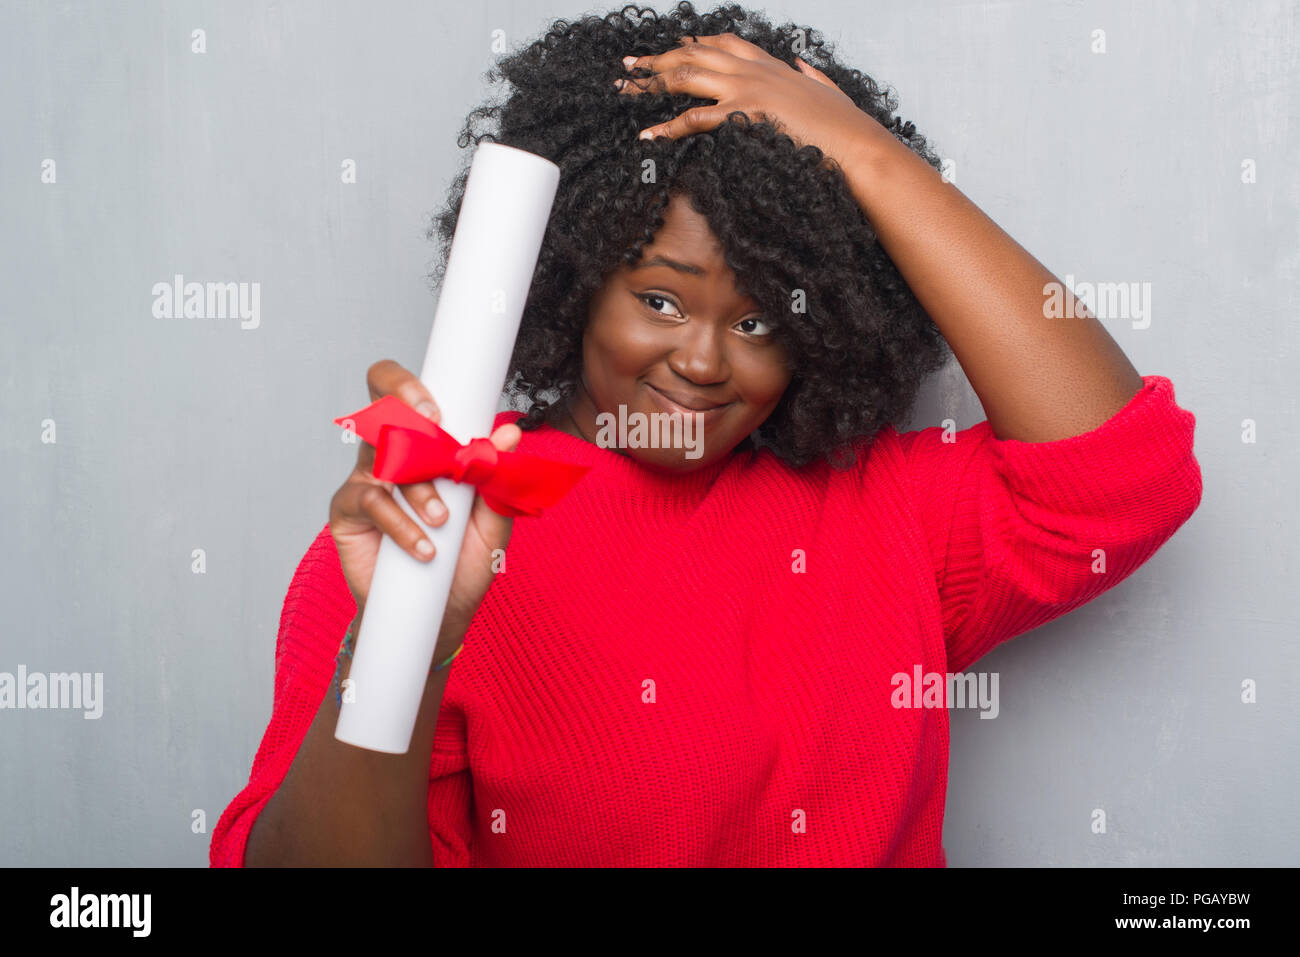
xmin=332 ymin=616 xmax=464 ymax=709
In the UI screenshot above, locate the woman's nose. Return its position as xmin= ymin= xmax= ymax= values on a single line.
xmin=668 ymin=321 xmax=728 ymax=383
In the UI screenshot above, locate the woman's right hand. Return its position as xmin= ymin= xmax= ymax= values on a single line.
xmin=329 ymin=359 xmax=522 ymax=635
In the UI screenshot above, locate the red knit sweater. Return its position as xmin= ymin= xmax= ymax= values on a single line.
xmin=211 ymin=374 xmax=1202 ymax=867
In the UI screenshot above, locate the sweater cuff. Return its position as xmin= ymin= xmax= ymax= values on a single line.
xmin=986 ymin=374 xmax=1201 ymax=523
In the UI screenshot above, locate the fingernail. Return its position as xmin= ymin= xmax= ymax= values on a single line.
xmin=622 ymin=55 xmax=636 ymax=68
xmin=427 ymin=501 xmax=447 ymax=522
xmin=416 ymin=539 xmax=434 ymax=556
xmin=417 ymin=401 xmax=439 ymax=420
xmin=639 ymin=129 xmax=653 ymax=140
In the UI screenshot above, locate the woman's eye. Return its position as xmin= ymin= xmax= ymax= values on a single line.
xmin=636 ymin=293 xmax=772 ymax=338
xmin=637 ymin=293 xmax=682 ymax=318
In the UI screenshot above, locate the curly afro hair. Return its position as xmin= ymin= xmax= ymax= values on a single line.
xmin=425 ymin=1 xmax=953 ymax=469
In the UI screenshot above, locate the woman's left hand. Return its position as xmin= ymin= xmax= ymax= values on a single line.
xmin=617 ymin=33 xmax=878 ymax=168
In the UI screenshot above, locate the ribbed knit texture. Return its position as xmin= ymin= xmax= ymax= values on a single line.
xmin=211 ymin=374 xmax=1202 ymax=867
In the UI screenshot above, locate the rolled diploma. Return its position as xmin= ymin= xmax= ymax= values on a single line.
xmin=334 ymin=142 xmax=560 ymax=753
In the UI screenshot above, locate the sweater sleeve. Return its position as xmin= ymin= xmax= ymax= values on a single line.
xmin=426 ymin=700 xmax=474 ymax=866
xmin=893 ymin=374 xmax=1203 ymax=674
xmin=209 ymin=522 xmax=356 ymax=867
xmin=210 ymin=521 xmax=477 ymax=867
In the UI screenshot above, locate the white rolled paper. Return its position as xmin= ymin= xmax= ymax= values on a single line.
xmin=334 ymin=142 xmax=560 ymax=753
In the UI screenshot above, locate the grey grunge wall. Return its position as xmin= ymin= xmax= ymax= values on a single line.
xmin=2 ymin=0 xmax=1296 ymax=866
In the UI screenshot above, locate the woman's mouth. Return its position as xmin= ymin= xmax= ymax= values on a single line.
xmin=645 ymin=384 xmax=731 ymax=426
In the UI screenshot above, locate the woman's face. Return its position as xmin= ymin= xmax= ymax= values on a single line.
xmin=550 ymin=192 xmax=793 ymax=472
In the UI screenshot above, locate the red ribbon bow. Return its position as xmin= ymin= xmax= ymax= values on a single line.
xmin=334 ymin=395 xmax=590 ymax=518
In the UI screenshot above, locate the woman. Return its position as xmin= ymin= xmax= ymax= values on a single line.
xmin=212 ymin=2 xmax=1203 ymax=866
